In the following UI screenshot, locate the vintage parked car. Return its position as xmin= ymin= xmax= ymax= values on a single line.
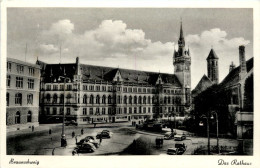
xmin=65 ymin=120 xmax=78 ymax=126
xmin=174 ymin=134 xmax=186 ymax=141
xmin=167 ymin=143 xmax=187 ymax=155
xmin=72 ymin=142 xmax=96 ymax=154
xmin=76 ymin=136 xmax=100 ymax=148
xmin=164 ymin=132 xmax=176 ymax=140
xmin=96 ymin=130 xmax=112 ymax=139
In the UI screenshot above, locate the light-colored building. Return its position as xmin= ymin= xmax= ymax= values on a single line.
xmin=37 ymin=22 xmax=192 ymax=125
xmin=6 ymin=58 xmax=40 ymax=131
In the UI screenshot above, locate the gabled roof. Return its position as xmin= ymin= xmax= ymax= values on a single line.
xmin=192 ymin=74 xmax=213 ymax=96
xmin=42 ymin=62 xmax=183 ymax=87
xmin=206 ymin=49 xmax=219 ymax=60
xmin=219 ymin=57 xmax=253 ymax=88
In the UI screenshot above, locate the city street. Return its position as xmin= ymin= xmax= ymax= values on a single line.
xmin=7 ymin=123 xmax=239 ymax=156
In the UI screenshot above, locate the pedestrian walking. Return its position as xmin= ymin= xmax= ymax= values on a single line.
xmin=49 ymin=129 xmax=52 ymax=135
xmin=72 ymin=131 xmax=75 ymax=138
xmin=75 ymin=136 xmax=78 ymax=144
xmin=81 ymin=128 xmax=84 ymax=135
xmin=99 ymin=136 xmax=102 ymax=145
xmin=94 ymin=123 xmax=96 ymax=128
xmin=32 ymin=125 xmax=34 ymax=132
xmin=52 ymin=147 xmax=55 ymax=155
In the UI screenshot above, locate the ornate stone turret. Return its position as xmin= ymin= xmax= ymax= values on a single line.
xmin=173 ymin=21 xmax=191 ymax=88
xmin=229 ymin=61 xmax=236 ymax=72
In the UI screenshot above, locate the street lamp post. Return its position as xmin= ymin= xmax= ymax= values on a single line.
xmin=211 ymin=111 xmax=219 ymax=154
xmin=58 ymin=76 xmax=69 ymax=147
xmin=200 ymin=114 xmax=210 ymax=155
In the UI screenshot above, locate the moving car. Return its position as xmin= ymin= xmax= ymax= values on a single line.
xmin=76 ymin=136 xmax=100 ymax=148
xmin=164 ymin=132 xmax=176 ymax=140
xmin=72 ymin=142 xmax=96 ymax=154
xmin=65 ymin=120 xmax=78 ymax=126
xmin=174 ymin=134 xmax=186 ymax=141
xmin=167 ymin=143 xmax=187 ymax=155
xmin=96 ymin=130 xmax=113 ymax=139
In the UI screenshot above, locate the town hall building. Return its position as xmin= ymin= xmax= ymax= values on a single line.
xmin=37 ymin=22 xmax=192 ymax=125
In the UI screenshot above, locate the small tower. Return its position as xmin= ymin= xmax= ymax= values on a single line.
xmin=207 ymin=48 xmax=219 ymax=84
xmin=229 ymin=62 xmax=236 ymax=72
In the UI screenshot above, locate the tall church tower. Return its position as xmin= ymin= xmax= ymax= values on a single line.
xmin=173 ymin=21 xmax=191 ymax=89
xmin=206 ymin=48 xmax=219 ymax=84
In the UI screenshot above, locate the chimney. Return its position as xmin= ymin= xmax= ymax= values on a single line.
xmin=229 ymin=61 xmax=236 ymax=72
xmin=239 ymin=45 xmax=247 ymax=80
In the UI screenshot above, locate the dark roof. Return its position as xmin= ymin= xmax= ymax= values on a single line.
xmin=42 ymin=63 xmax=182 ymax=87
xmin=192 ymin=74 xmax=213 ymax=96
xmin=219 ymin=57 xmax=253 ymax=88
xmin=206 ymin=49 xmax=219 ymax=60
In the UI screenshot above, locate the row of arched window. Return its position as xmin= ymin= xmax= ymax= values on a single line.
xmin=13 ymin=111 xmax=32 ymax=124
xmin=6 ymin=93 xmax=34 ymax=106
xmin=44 ymin=93 xmax=182 ymax=105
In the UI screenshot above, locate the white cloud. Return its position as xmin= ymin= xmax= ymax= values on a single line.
xmin=40 ymin=44 xmax=58 ymax=53
xmin=186 ymin=28 xmax=251 ymax=88
xmin=38 ymin=19 xmax=174 ymax=62
xmin=37 ymin=21 xmax=251 ymax=89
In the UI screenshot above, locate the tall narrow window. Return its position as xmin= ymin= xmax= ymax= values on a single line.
xmin=6 ymin=93 xmax=9 ymax=106
xmin=16 ymin=77 xmax=23 ymax=88
xmin=46 ymin=94 xmax=51 ymax=103
xmin=16 ymin=65 xmax=24 ymax=74
xmin=96 ymin=95 xmax=100 ymax=104
xmin=134 ymin=96 xmax=137 ymax=104
xmin=15 ymin=93 xmax=22 ymax=105
xmin=90 ymin=95 xmax=94 ymax=104
xmin=108 ymin=95 xmax=112 ymax=104
xmin=28 ymin=79 xmax=34 ymax=89
xmin=83 ymin=108 xmax=87 ymax=115
xmin=7 ymin=75 xmax=11 ymax=87
xmin=53 ymin=94 xmax=58 ymax=104
xmin=66 ymin=94 xmax=71 ymax=103
xmin=90 ymin=108 xmax=93 ymax=115
xmin=60 ymin=94 xmax=64 ymax=104
xmin=66 ymin=108 xmax=70 ymax=115
xmin=83 ymin=94 xmax=87 ymax=104
xmin=143 ymin=96 xmax=146 ymax=104
xmin=28 ymin=67 xmax=35 ymax=76
xmin=7 ymin=62 xmax=11 ymax=72
xmin=129 ymin=96 xmax=132 ymax=104
xmin=60 ymin=108 xmax=64 ymax=114
xmin=53 ymin=108 xmax=57 ymax=115
xmin=96 ymin=108 xmax=100 ymax=115
xmin=102 ymin=108 xmax=106 ymax=115
xmin=27 ymin=111 xmax=32 ymax=122
xmin=27 ymin=94 xmax=33 ymax=104
xmin=138 ymin=96 xmax=142 ymax=104
xmin=15 ymin=111 xmax=20 ymax=124
xmin=102 ymin=95 xmax=106 ymax=104
xmin=124 ymin=96 xmax=127 ymax=104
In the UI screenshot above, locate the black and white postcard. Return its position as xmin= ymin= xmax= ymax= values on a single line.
xmin=1 ymin=0 xmax=259 ymax=168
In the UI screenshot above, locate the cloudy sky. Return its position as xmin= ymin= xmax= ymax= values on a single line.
xmin=7 ymin=8 xmax=253 ymax=89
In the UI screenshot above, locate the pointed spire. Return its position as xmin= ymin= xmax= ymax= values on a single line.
xmin=180 ymin=19 xmax=184 ymax=39
xmin=207 ymin=48 xmax=219 ymax=60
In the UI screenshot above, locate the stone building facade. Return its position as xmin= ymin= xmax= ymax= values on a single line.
xmin=37 ymin=23 xmax=192 ymax=125
xmin=6 ymin=58 xmax=40 ymax=130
